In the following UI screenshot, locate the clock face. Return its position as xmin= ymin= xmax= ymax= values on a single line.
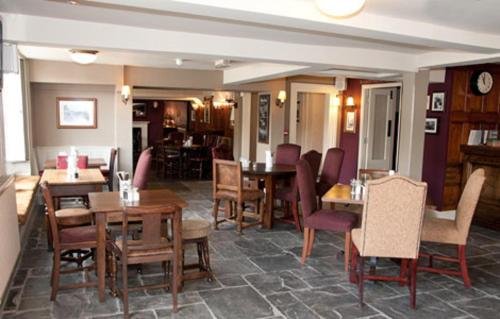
xmin=471 ymin=71 xmax=493 ymax=95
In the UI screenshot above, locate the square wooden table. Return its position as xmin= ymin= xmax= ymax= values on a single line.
xmin=321 ymin=184 xmax=365 ymax=206
xmin=40 ymin=168 xmax=107 ymax=197
xmin=89 ymin=189 xmax=188 ymax=302
xmin=44 ymin=158 xmax=107 ymax=169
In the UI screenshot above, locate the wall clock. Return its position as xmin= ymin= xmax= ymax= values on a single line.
xmin=470 ymin=70 xmax=493 ymax=96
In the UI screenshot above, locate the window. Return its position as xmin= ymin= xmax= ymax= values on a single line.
xmin=2 ymin=59 xmax=27 ymax=162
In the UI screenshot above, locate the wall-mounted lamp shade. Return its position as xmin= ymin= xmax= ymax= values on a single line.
xmin=277 ymin=90 xmax=287 ymax=103
xmin=333 ymin=96 xmax=341 ymax=107
xmin=315 ymin=0 xmax=366 ymax=18
xmin=346 ymin=96 xmax=355 ymax=106
xmin=121 ymin=85 xmax=131 ymax=104
xmin=69 ymin=49 xmax=98 ymax=64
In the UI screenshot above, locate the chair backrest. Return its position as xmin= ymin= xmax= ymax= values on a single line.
xmin=357 ymin=176 xmax=427 ymax=259
xmin=358 ymin=169 xmax=390 ymax=181
xmin=216 ymin=136 xmax=232 ymax=148
xmin=212 ymin=159 xmax=242 ymax=199
xmin=455 ymin=169 xmax=486 ymax=243
xmin=212 ymin=144 xmax=234 ymax=161
xmin=296 ymin=159 xmax=318 ymax=220
xmin=40 ymin=182 xmax=60 ymax=248
xmin=108 ymin=148 xmax=118 ymax=191
xmin=77 ymin=155 xmax=88 ymax=169
xmin=301 ymin=150 xmax=322 ymax=181
xmin=121 ymin=205 xmax=181 ymax=258
xmin=204 ymin=134 xmax=218 ymax=147
xmin=275 ymin=143 xmax=301 ymax=166
xmin=168 ymin=131 xmax=184 ymax=144
xmin=56 ymin=155 xmax=68 ymax=169
xmin=319 ymin=148 xmax=344 ymax=186
xmin=191 ymin=132 xmax=204 ymax=145
xmin=133 ymin=147 xmax=153 ymax=190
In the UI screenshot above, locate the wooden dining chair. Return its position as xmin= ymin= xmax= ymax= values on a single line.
xmin=101 ymin=148 xmax=117 ymax=191
xmin=419 ymin=168 xmax=485 ymax=288
xmin=350 ymin=176 xmax=427 ymax=309
xmin=316 ymin=148 xmax=344 ymax=208
xmin=296 ymin=159 xmax=358 ymax=269
xmin=109 ymin=204 xmax=182 ymax=318
xmin=212 ymin=159 xmax=265 ymax=233
xmin=40 ymin=182 xmax=109 ymax=301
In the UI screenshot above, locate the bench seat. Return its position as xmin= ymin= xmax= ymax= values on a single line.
xmin=15 ymin=176 xmax=40 ymax=225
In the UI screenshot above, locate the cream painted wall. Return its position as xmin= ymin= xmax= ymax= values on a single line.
xmin=0 ymin=180 xmax=21 ymax=303
xmin=31 ymin=83 xmax=116 ymax=146
xmin=297 ymin=92 xmax=326 ymax=154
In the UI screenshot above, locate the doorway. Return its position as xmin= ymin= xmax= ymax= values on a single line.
xmin=358 ymin=84 xmax=401 ymax=171
xmin=296 ymin=92 xmax=326 ymax=153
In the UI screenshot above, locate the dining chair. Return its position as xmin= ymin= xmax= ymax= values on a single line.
xmin=211 ymin=144 xmax=234 ymax=161
xmin=133 ymin=147 xmax=153 ymax=190
xmin=212 ymin=159 xmax=265 ymax=233
xmin=316 ymin=148 xmax=344 ymax=208
xmin=109 ymin=204 xmax=182 ymax=318
xmin=55 ymin=155 xmax=89 ymax=169
xmin=168 ymin=131 xmax=185 ymax=145
xmin=296 ymin=159 xmax=358 ymax=269
xmin=188 ymin=146 xmax=210 ymax=179
xmin=101 ymin=148 xmax=117 ymax=191
xmin=419 ymin=168 xmax=485 ymax=288
xmin=275 ymin=150 xmax=322 ymax=232
xmin=275 ymin=143 xmax=301 ymax=165
xmin=350 ymin=176 xmax=427 ymax=309
xmin=163 ymin=146 xmax=182 ymax=178
xmin=191 ymin=132 xmax=205 ymax=145
xmin=77 ymin=155 xmax=89 ymax=169
xmin=40 ymin=182 xmax=110 ymax=301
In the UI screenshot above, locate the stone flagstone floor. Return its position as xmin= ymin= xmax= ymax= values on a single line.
xmin=1 ymin=180 xmax=500 ymax=318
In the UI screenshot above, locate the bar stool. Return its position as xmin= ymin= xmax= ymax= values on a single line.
xmin=182 ymin=219 xmax=213 ymax=282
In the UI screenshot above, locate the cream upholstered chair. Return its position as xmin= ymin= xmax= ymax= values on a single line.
xmin=419 ymin=168 xmax=485 ymax=288
xmin=350 ymin=176 xmax=427 ymax=309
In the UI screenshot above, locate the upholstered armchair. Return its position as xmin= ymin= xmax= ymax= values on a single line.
xmin=419 ymin=168 xmax=485 ymax=288
xmin=350 ymin=176 xmax=427 ymax=309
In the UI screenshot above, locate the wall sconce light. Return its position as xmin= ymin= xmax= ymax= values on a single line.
xmin=345 ymin=96 xmax=355 ymax=107
xmin=276 ymin=90 xmax=287 ymax=108
xmin=121 ymin=85 xmax=131 ymax=104
xmin=333 ymin=95 xmax=341 ymax=107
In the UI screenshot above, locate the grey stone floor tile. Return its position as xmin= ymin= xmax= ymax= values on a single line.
xmin=451 ymin=296 xmax=500 ymax=318
xmin=250 ymin=254 xmax=302 ymax=272
xmin=267 ymin=292 xmax=321 ymax=319
xmin=245 ymin=271 xmax=308 ymax=296
xmin=200 ymin=286 xmax=274 ymax=319
xmin=1 ymin=309 xmax=51 ymax=319
xmin=216 ymin=275 xmax=247 ymax=287
xmin=156 ymin=303 xmax=213 ymax=319
xmin=292 ymin=286 xmax=359 ymax=311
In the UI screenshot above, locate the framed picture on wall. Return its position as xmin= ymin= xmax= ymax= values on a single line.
xmin=343 ymin=110 xmax=356 ymax=133
xmin=425 ymin=118 xmax=438 ymax=134
xmin=258 ymin=93 xmax=271 ymax=143
xmin=431 ymin=92 xmax=445 ymax=112
xmin=133 ymin=102 xmax=147 ymax=118
xmin=56 ymin=97 xmax=97 ymax=129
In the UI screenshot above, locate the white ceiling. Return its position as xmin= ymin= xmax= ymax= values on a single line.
xmin=1 ymin=0 xmax=500 ymax=84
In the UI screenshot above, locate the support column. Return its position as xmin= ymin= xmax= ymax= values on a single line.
xmin=115 ymin=66 xmax=133 ymax=173
xmin=240 ymin=92 xmax=253 ymax=161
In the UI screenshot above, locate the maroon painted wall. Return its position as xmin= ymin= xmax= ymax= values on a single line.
xmin=421 ymin=71 xmax=453 ymax=209
xmin=133 ymin=100 xmax=164 ymax=148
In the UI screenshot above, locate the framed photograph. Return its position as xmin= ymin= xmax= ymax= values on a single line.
xmin=56 ymin=97 xmax=97 ymax=129
xmin=133 ymin=102 xmax=147 ymax=118
xmin=426 ymin=95 xmax=430 ymax=110
xmin=431 ymin=92 xmax=445 ymax=112
xmin=344 ymin=110 xmax=356 ymax=133
xmin=258 ymin=93 xmax=271 ymax=143
xmin=425 ymin=118 xmax=438 ymax=134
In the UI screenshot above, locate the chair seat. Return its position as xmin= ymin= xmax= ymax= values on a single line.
xmin=55 ymin=208 xmax=92 ymax=226
xmin=304 ymin=209 xmax=358 ymax=232
xmin=275 ymin=187 xmax=297 ymax=202
xmin=216 ymin=188 xmax=264 ymax=201
xmin=114 ymin=238 xmax=173 ymax=257
xmin=182 ymin=219 xmax=211 ymax=240
xmin=421 ymin=216 xmax=462 ymax=245
xmin=316 ymin=181 xmax=332 ymax=197
xmin=60 ymin=225 xmax=97 ymax=244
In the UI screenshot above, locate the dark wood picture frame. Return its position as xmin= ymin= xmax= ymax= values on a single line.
xmin=343 ymin=109 xmax=356 ymax=133
xmin=56 ymin=97 xmax=97 ymax=129
xmin=258 ymin=93 xmax=271 ymax=144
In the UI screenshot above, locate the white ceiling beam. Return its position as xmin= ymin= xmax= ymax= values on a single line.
xmin=223 ymin=63 xmax=309 ymax=85
xmin=417 ymin=51 xmax=500 ymax=69
xmin=1 ymin=13 xmax=418 ymax=72
xmin=89 ymin=0 xmax=500 ymax=53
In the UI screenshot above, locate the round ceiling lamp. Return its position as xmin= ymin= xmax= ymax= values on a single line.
xmin=69 ymin=49 xmax=98 ymax=64
xmin=315 ymin=0 xmax=366 ymax=18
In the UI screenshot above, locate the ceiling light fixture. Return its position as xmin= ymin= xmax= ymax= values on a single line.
xmin=315 ymin=0 xmax=366 ymax=18
xmin=175 ymin=58 xmax=183 ymax=66
xmin=67 ymin=0 xmax=80 ymax=5
xmin=69 ymin=49 xmax=98 ymax=64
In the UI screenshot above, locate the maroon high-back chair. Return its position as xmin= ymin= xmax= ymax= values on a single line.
xmin=275 ymin=144 xmax=301 ymax=166
xmin=133 ymin=148 xmax=153 ymax=190
xmin=168 ymin=131 xmax=184 ymax=145
xmin=301 ymin=150 xmax=322 ymax=181
xmin=191 ymin=132 xmax=204 ymax=146
xmin=56 ymin=155 xmax=68 ymax=169
xmin=317 ymin=148 xmax=344 ymax=204
xmin=77 ymin=155 xmax=89 ymax=169
xmin=296 ymin=159 xmax=358 ymax=267
xmin=56 ymin=155 xmax=88 ymax=169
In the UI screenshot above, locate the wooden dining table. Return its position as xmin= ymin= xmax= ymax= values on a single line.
xmin=242 ymin=163 xmax=296 ymax=229
xmin=89 ymin=189 xmax=188 ymax=302
xmin=44 ymin=158 xmax=107 ymax=169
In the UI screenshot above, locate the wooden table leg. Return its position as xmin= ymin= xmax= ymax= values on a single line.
xmin=96 ymin=213 xmax=106 ymax=302
xmin=263 ymin=176 xmax=274 ymax=229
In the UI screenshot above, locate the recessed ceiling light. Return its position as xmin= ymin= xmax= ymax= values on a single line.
xmin=69 ymin=49 xmax=98 ymax=64
xmin=315 ymin=0 xmax=366 ymax=18
xmin=67 ymin=0 xmax=80 ymax=5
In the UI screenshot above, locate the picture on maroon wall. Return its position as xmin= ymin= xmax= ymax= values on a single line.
xmin=344 ymin=110 xmax=356 ymax=133
xmin=431 ymin=92 xmax=445 ymax=112
xmin=425 ymin=118 xmax=438 ymax=134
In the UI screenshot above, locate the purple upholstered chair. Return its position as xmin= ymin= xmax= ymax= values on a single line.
xmin=317 ymin=148 xmax=344 ymax=208
xmin=275 ymin=150 xmax=322 ymax=232
xmin=296 ymin=159 xmax=358 ymax=267
xmin=275 ymin=143 xmax=301 ymax=165
xmin=133 ymin=147 xmax=153 ymax=190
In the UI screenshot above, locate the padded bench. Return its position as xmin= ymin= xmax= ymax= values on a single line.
xmin=14 ymin=176 xmax=40 ymax=225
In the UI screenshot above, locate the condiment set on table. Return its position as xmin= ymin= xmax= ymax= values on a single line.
xmin=117 ymin=171 xmax=140 ymax=203
xmin=350 ymin=170 xmax=396 ymax=200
